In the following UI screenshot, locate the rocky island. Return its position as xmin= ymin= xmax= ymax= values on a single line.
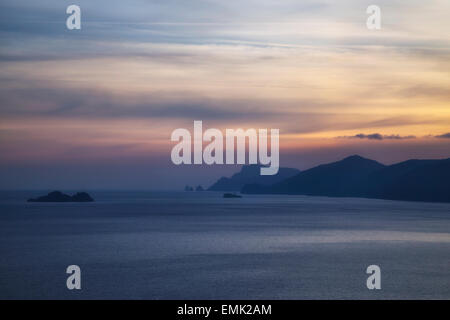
xmin=223 ymin=193 xmax=242 ymax=198
xmin=27 ymin=191 xmax=94 ymax=202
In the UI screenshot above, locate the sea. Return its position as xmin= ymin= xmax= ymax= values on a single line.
xmin=0 ymin=191 xmax=449 ymax=299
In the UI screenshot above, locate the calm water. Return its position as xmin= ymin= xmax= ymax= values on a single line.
xmin=0 ymin=191 xmax=449 ymax=299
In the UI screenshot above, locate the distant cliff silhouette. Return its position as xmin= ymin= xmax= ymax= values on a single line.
xmin=208 ymin=164 xmax=300 ymax=191
xmin=241 ymin=155 xmax=450 ymax=203
xmin=27 ymin=191 xmax=94 ymax=202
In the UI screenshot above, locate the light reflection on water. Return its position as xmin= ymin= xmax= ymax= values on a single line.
xmin=0 ymin=191 xmax=449 ymax=299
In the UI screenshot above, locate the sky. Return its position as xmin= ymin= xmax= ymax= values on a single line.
xmin=0 ymin=0 xmax=449 ymax=190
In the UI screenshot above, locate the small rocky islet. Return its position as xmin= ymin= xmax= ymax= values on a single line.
xmin=27 ymin=191 xmax=94 ymax=202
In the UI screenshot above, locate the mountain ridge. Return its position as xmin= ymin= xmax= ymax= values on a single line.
xmin=241 ymin=155 xmax=450 ymax=203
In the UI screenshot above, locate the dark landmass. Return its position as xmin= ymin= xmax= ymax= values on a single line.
xmin=242 ymin=155 xmax=384 ymax=196
xmin=184 ymin=185 xmax=194 ymax=191
xmin=241 ymin=155 xmax=450 ymax=203
xmin=223 ymin=193 xmax=242 ymax=198
xmin=27 ymin=191 xmax=94 ymax=202
xmin=208 ymin=164 xmax=300 ymax=191
xmin=196 ymin=185 xmax=204 ymax=191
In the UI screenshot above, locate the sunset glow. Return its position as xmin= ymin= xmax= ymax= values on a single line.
xmin=1 ymin=0 xmax=449 ymax=189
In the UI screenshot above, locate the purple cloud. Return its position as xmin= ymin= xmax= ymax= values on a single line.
xmin=435 ymin=133 xmax=450 ymax=139
xmin=338 ymin=133 xmax=416 ymax=140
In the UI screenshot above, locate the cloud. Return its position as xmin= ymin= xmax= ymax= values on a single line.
xmin=356 ymin=133 xmax=383 ymax=140
xmin=435 ymin=133 xmax=450 ymax=139
xmin=338 ymin=133 xmax=417 ymax=140
xmin=398 ymin=84 xmax=450 ymax=99
xmin=0 ymin=81 xmax=287 ymax=122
